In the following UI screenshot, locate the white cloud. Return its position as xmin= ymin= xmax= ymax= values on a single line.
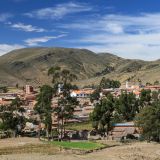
xmin=77 ymin=31 xmax=160 ymax=60
xmin=25 ymin=2 xmax=92 ymax=19
xmin=24 ymin=35 xmax=66 ymax=46
xmin=62 ymin=12 xmax=160 ymax=60
xmin=0 ymin=13 xmax=12 ymax=22
xmin=78 ymin=43 xmax=160 ymax=61
xmin=0 ymin=44 xmax=24 ymax=56
xmin=10 ymin=23 xmax=46 ymax=32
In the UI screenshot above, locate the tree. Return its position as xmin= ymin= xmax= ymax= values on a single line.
xmin=90 ymin=93 xmax=115 ymax=136
xmin=136 ymin=101 xmax=160 ymax=142
xmin=10 ymin=97 xmax=25 ymax=135
xmin=152 ymin=91 xmax=160 ymax=102
xmin=139 ymin=89 xmax=151 ymax=108
xmin=100 ymin=77 xmax=121 ymax=89
xmin=154 ymin=80 xmax=159 ymax=85
xmin=34 ymin=85 xmax=53 ymax=139
xmin=116 ymin=91 xmax=139 ymax=121
xmin=48 ymin=66 xmax=78 ymax=140
xmin=11 ymin=97 xmax=24 ymax=112
xmin=0 ymin=86 xmax=8 ymax=93
xmin=55 ymin=95 xmax=78 ymax=140
xmin=90 ymin=87 xmax=101 ymax=103
xmin=146 ymin=82 xmax=152 ymax=86
xmin=16 ymin=83 xmax=19 ymax=89
xmin=0 ymin=97 xmax=25 ymax=137
xmin=48 ymin=66 xmax=77 ymax=87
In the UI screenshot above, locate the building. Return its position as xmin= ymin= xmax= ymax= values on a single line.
xmin=25 ymin=85 xmax=34 ymax=94
xmin=70 ymin=88 xmax=94 ymax=98
xmin=144 ymin=85 xmax=160 ymax=91
xmin=109 ymin=122 xmax=139 ymax=141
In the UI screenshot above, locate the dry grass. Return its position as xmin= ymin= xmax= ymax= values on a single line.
xmin=0 ymin=138 xmax=160 ymax=160
xmin=0 ymin=138 xmax=59 ymax=155
xmin=0 ymin=144 xmax=59 ymax=155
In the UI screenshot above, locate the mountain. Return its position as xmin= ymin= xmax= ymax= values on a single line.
xmin=0 ymin=47 xmax=160 ymax=87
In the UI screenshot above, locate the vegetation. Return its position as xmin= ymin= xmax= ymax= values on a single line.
xmin=65 ymin=122 xmax=92 ymax=131
xmin=139 ymin=89 xmax=151 ymax=108
xmin=0 ymin=86 xmax=8 ymax=93
xmin=0 ymin=97 xmax=25 ymax=136
xmin=100 ymin=77 xmax=121 ymax=89
xmin=154 ymin=80 xmax=159 ymax=85
xmin=116 ymin=92 xmax=139 ymax=121
xmin=0 ymin=47 xmax=160 ymax=87
xmin=95 ymin=66 xmax=114 ymax=76
xmin=90 ymin=87 xmax=101 ymax=102
xmin=90 ymin=93 xmax=115 ymax=136
xmin=51 ymin=141 xmax=105 ymax=150
xmin=34 ymin=85 xmax=53 ymax=139
xmin=48 ymin=66 xmax=78 ymax=140
xmin=136 ymin=101 xmax=160 ymax=142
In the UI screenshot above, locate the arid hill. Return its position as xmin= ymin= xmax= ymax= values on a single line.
xmin=0 ymin=47 xmax=159 ymax=87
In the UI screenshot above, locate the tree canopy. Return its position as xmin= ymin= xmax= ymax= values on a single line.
xmin=136 ymin=101 xmax=160 ymax=142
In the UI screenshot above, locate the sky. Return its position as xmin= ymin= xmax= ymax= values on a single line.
xmin=0 ymin=0 xmax=160 ymax=60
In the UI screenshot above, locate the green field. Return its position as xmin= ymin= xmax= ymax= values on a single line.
xmin=65 ymin=122 xmax=92 ymax=131
xmin=51 ymin=141 xmax=105 ymax=150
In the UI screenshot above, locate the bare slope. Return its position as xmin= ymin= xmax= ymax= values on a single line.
xmin=0 ymin=47 xmax=159 ymax=86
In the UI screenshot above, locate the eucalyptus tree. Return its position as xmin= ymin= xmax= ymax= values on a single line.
xmin=55 ymin=96 xmax=78 ymax=140
xmin=90 ymin=93 xmax=115 ymax=136
xmin=139 ymin=89 xmax=151 ymax=108
xmin=0 ymin=97 xmax=25 ymax=137
xmin=136 ymin=101 xmax=160 ymax=142
xmin=34 ymin=85 xmax=53 ymax=139
xmin=48 ymin=66 xmax=78 ymax=140
xmin=116 ymin=91 xmax=139 ymax=121
xmin=48 ymin=66 xmax=77 ymax=93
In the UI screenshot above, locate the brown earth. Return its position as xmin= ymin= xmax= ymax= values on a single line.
xmin=0 ymin=138 xmax=159 ymax=160
xmin=0 ymin=47 xmax=160 ymax=87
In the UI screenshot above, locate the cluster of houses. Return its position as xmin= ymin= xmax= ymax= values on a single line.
xmin=0 ymin=81 xmax=160 ymax=140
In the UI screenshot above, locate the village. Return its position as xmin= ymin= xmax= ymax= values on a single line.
xmin=0 ymin=80 xmax=160 ymax=141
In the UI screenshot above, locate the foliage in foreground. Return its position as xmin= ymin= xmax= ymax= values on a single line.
xmin=136 ymin=101 xmax=160 ymax=142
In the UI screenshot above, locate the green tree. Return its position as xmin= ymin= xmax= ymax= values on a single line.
xmin=0 ymin=97 xmax=25 ymax=136
xmin=48 ymin=66 xmax=77 ymax=86
xmin=116 ymin=91 xmax=139 ymax=121
xmin=90 ymin=94 xmax=115 ymax=136
xmin=55 ymin=95 xmax=78 ymax=140
xmin=48 ymin=66 xmax=78 ymax=140
xmin=0 ymin=86 xmax=8 ymax=93
xmin=11 ymin=97 xmax=24 ymax=112
xmin=90 ymin=87 xmax=101 ymax=103
xmin=100 ymin=77 xmax=121 ymax=89
xmin=16 ymin=83 xmax=19 ymax=89
xmin=152 ymin=91 xmax=159 ymax=102
xmin=139 ymin=89 xmax=151 ymax=108
xmin=154 ymin=80 xmax=159 ymax=85
xmin=34 ymin=85 xmax=53 ymax=139
xmin=136 ymin=101 xmax=160 ymax=142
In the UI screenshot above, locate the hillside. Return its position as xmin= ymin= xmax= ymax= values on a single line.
xmin=0 ymin=47 xmax=160 ymax=87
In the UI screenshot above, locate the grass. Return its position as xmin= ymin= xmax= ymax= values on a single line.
xmin=0 ymin=144 xmax=60 ymax=155
xmin=51 ymin=141 xmax=105 ymax=151
xmin=65 ymin=122 xmax=93 ymax=131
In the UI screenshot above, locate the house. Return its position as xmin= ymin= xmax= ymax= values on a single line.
xmin=25 ymin=85 xmax=34 ymax=94
xmin=109 ymin=122 xmax=139 ymax=141
xmin=144 ymin=85 xmax=160 ymax=91
xmin=70 ymin=88 xmax=94 ymax=98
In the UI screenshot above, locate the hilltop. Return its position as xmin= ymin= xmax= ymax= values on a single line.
xmin=0 ymin=47 xmax=160 ymax=87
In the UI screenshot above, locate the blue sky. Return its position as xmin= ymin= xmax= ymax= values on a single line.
xmin=0 ymin=0 xmax=160 ymax=60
